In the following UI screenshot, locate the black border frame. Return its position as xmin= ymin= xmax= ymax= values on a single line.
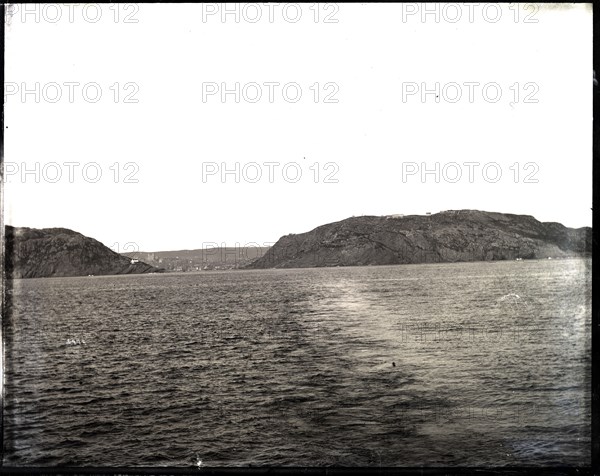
xmin=0 ymin=2 xmax=596 ymax=475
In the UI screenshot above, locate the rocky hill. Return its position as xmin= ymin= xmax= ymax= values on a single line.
xmin=4 ymin=226 xmax=163 ymax=278
xmin=247 ymin=210 xmax=592 ymax=269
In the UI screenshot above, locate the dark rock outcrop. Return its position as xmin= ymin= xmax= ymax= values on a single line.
xmin=247 ymin=210 xmax=592 ymax=269
xmin=4 ymin=226 xmax=163 ymax=278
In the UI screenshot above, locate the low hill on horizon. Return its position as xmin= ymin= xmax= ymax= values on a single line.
xmin=121 ymin=246 xmax=270 ymax=271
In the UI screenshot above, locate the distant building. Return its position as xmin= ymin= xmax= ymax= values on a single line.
xmin=130 ymin=259 xmax=139 ymax=264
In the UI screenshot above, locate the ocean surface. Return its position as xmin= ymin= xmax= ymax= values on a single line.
xmin=2 ymin=259 xmax=591 ymax=467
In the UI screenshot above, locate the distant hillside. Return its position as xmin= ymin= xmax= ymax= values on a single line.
xmin=123 ymin=247 xmax=270 ymax=271
xmin=4 ymin=226 xmax=163 ymax=278
xmin=247 ymin=210 xmax=592 ymax=269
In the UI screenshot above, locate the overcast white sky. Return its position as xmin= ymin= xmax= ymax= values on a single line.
xmin=3 ymin=3 xmax=592 ymax=251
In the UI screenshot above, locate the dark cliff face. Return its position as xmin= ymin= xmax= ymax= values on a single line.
xmin=4 ymin=226 xmax=163 ymax=278
xmin=247 ymin=210 xmax=592 ymax=269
